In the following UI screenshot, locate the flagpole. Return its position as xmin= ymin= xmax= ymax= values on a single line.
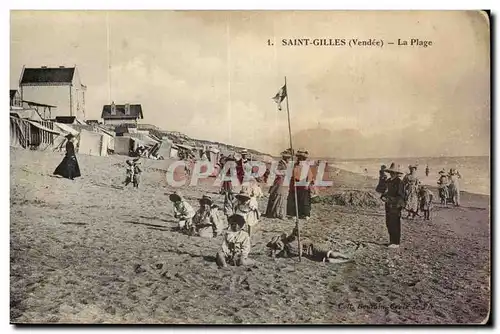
xmin=284 ymin=76 xmax=302 ymax=262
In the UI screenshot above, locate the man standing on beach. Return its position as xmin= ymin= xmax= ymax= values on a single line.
xmin=381 ymin=163 xmax=405 ymax=249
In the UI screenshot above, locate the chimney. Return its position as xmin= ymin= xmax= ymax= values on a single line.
xmin=125 ymin=103 xmax=130 ymax=115
xmin=111 ymin=101 xmax=116 ymax=115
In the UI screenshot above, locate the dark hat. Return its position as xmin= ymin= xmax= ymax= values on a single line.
xmin=65 ymin=133 xmax=74 ymax=139
xmin=169 ymin=192 xmax=182 ymax=202
xmin=439 ymin=169 xmax=447 ymax=175
xmin=380 ymin=165 xmax=387 ymax=170
xmin=228 ymin=214 xmax=246 ymax=228
xmin=409 ymin=164 xmax=418 ymax=170
xmin=236 ymin=189 xmax=252 ymax=201
xmin=199 ymin=195 xmax=213 ymax=204
xmin=126 ymin=159 xmax=133 ymax=166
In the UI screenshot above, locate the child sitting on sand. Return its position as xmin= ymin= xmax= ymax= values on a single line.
xmin=192 ymin=195 xmax=226 ymax=238
xmin=418 ymin=185 xmax=434 ymax=221
xmin=266 ymin=228 xmax=361 ymax=263
xmin=233 ymin=189 xmax=260 ymax=237
xmin=169 ymin=192 xmax=195 ymax=231
xmin=216 ymin=214 xmax=251 ymax=268
xmin=124 ymin=158 xmax=142 ymax=188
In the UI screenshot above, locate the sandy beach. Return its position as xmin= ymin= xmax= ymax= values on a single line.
xmin=10 ymin=147 xmax=490 ymax=324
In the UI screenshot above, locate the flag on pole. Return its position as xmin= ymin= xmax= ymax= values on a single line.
xmin=272 ymin=84 xmax=287 ymax=111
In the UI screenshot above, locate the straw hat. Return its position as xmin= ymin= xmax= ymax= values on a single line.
xmin=281 ymin=149 xmax=292 ymax=157
xmin=236 ymin=189 xmax=252 ymax=201
xmin=199 ymin=194 xmax=213 ymax=205
xmin=385 ymin=163 xmax=404 ymax=174
xmin=409 ymin=164 xmax=418 ymax=170
xmin=296 ymin=149 xmax=309 ymax=158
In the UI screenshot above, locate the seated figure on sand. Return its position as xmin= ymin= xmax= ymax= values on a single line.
xmin=232 ymin=189 xmax=260 ymax=237
xmin=266 ymin=227 xmax=362 ymax=263
xmin=216 ymin=215 xmax=252 ymax=268
xmin=191 ymin=195 xmax=226 ymax=238
xmin=169 ymin=192 xmax=195 ymax=232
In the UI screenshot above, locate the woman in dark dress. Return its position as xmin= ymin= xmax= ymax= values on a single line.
xmin=54 ymin=134 xmax=81 ymax=180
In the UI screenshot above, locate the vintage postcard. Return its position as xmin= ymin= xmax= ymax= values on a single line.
xmin=10 ymin=10 xmax=490 ymax=324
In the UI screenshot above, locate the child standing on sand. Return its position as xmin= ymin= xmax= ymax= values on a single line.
xmin=418 ymin=185 xmax=434 ymax=221
xmin=124 ymin=158 xmax=142 ymax=188
xmin=233 ymin=189 xmax=260 ymax=237
xmin=169 ymin=192 xmax=196 ymax=231
xmin=216 ymin=214 xmax=252 ymax=268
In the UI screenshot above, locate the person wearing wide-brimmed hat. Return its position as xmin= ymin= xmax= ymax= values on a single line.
xmin=236 ymin=149 xmax=251 ymax=186
xmin=168 ymin=192 xmax=195 ymax=231
xmin=437 ymin=169 xmax=450 ymax=206
xmin=215 ymin=214 xmax=252 ymax=268
xmin=233 ymin=189 xmax=260 ymax=237
xmin=53 ymin=133 xmax=81 ymax=180
xmin=287 ymin=149 xmax=315 ymax=220
xmin=191 ymin=195 xmax=225 ymax=238
xmin=402 ymin=164 xmax=420 ymax=219
xmin=381 ymin=163 xmax=405 ymax=249
xmin=265 ymin=149 xmax=293 ymax=219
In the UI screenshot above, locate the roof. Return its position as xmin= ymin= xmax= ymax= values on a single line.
xmin=23 ymin=100 xmax=57 ymax=108
xmin=101 ymin=104 xmax=144 ymax=119
xmin=20 ymin=67 xmax=75 ymax=84
xmin=26 ymin=120 xmax=62 ymax=135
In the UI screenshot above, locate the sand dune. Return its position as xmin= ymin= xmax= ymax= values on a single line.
xmin=10 ymin=148 xmax=490 ymax=324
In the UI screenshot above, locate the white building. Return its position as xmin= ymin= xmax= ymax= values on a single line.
xmin=101 ymin=102 xmax=144 ymax=125
xmin=19 ymin=66 xmax=86 ymax=120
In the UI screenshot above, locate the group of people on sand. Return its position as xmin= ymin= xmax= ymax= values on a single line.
xmin=375 ymin=162 xmax=462 ymax=249
xmin=166 ymin=147 xmax=360 ymax=269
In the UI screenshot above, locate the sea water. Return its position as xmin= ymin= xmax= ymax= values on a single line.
xmin=328 ymin=156 xmax=490 ymax=196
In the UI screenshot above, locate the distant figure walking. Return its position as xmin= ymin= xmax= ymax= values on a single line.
xmin=437 ymin=169 xmax=449 ymax=206
xmin=425 ymin=165 xmax=430 ymax=177
xmin=380 ymin=163 xmax=405 ymax=249
xmin=448 ymin=169 xmax=462 ymax=206
xmin=403 ymin=164 xmax=420 ymax=219
xmin=287 ymin=149 xmax=314 ymax=221
xmin=53 ymin=134 xmax=81 ymax=180
xmin=265 ymin=149 xmax=292 ymax=219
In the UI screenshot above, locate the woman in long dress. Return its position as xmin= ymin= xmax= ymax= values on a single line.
xmin=287 ymin=149 xmax=314 ymax=220
xmin=402 ymin=164 xmax=419 ymax=219
xmin=53 ymin=134 xmax=81 ymax=180
xmin=448 ymin=169 xmax=461 ymax=206
xmin=265 ymin=150 xmax=292 ymax=219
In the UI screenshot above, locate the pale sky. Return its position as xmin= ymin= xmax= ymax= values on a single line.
xmin=10 ymin=11 xmax=490 ymax=158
